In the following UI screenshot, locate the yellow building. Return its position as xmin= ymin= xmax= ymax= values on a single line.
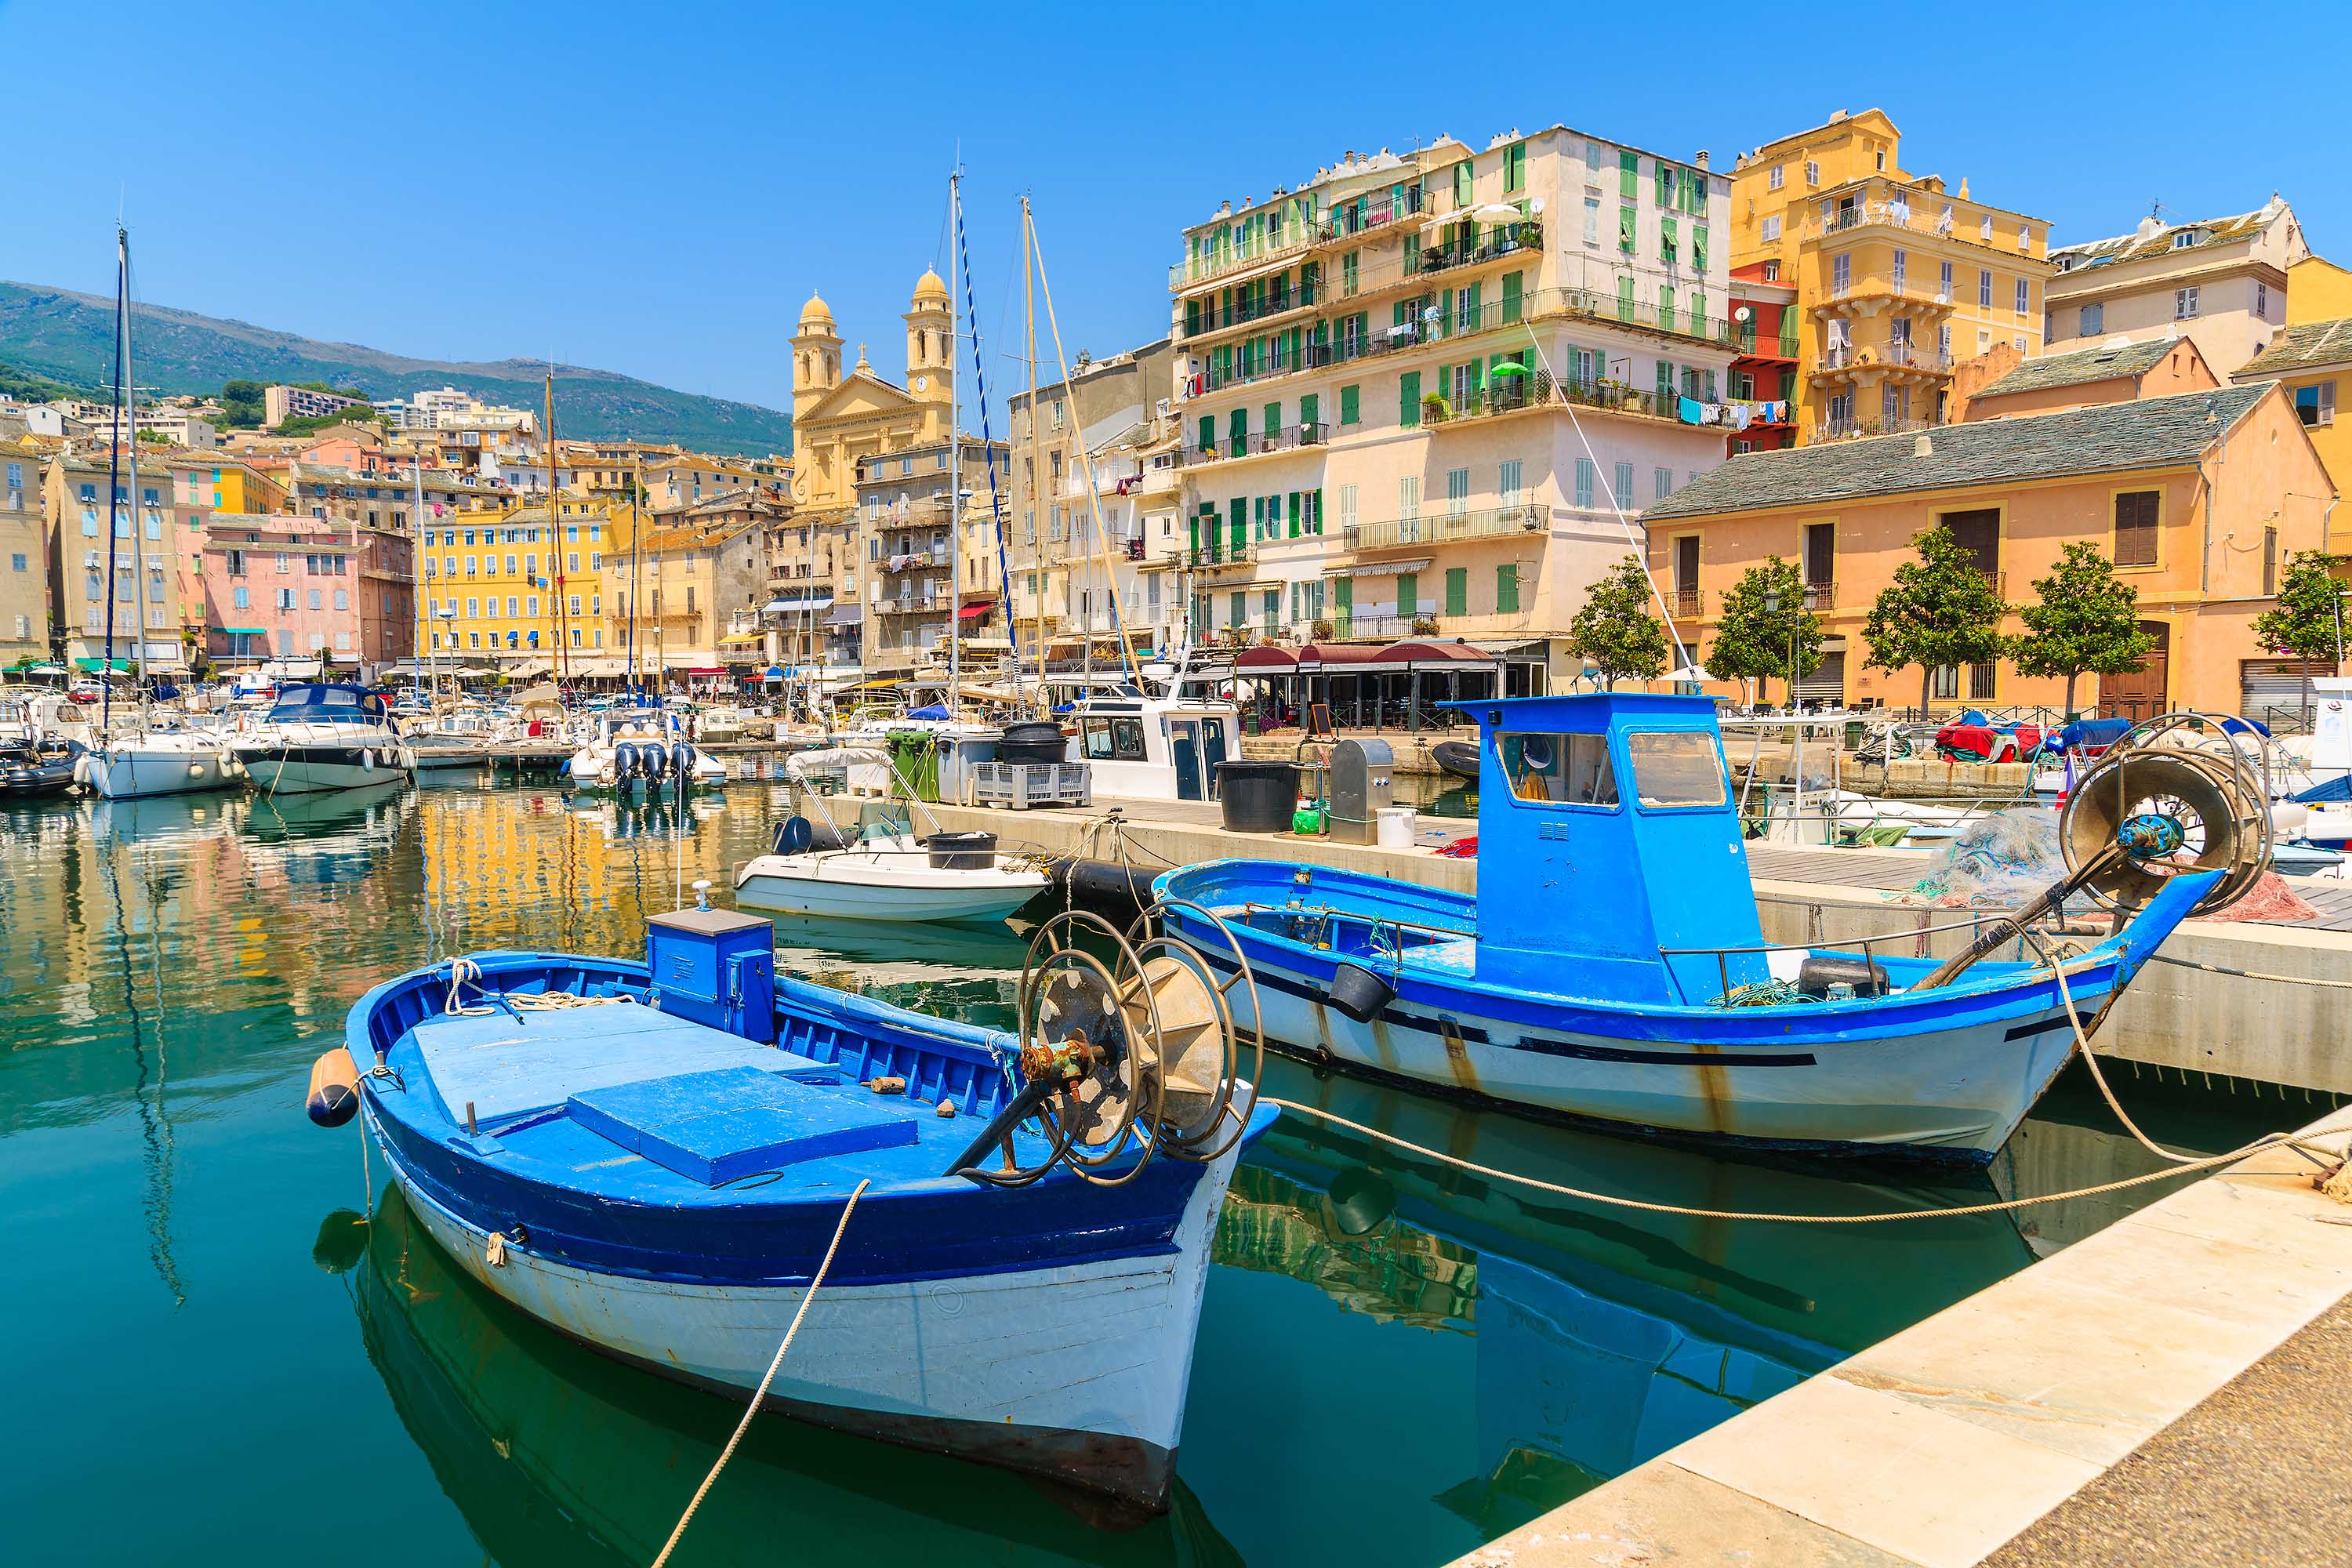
xmin=2233 ymin=263 xmax=2352 ymax=546
xmin=1730 ymin=108 xmax=2053 ymax=442
xmin=420 ymin=498 xmax=636 ymax=672
xmin=787 ymin=276 xmax=956 ymax=518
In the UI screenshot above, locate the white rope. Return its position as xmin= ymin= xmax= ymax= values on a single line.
xmin=2148 ymin=952 xmax=2352 ymax=989
xmin=651 ymin=1178 xmax=869 ymax=1568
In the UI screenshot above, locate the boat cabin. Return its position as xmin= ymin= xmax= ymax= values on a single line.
xmin=268 ymin=683 xmax=394 ymax=726
xmin=1066 ymin=695 xmax=1240 ymax=802
xmin=1454 ymin=691 xmax=1769 ymax=1001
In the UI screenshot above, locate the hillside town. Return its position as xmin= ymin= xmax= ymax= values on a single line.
xmin=7 ymin=107 xmax=2349 ymax=724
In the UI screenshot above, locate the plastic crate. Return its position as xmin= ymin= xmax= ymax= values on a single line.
xmin=971 ymin=760 xmax=1092 ymax=810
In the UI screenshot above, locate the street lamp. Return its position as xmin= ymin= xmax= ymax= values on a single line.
xmin=437 ymin=606 xmax=456 ymax=705
xmin=1766 ymin=586 xmax=1805 ymax=810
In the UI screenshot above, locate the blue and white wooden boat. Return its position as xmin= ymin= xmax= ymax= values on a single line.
xmin=1156 ymin=693 xmax=2235 ymax=1165
xmin=328 ymin=907 xmax=1273 ymax=1508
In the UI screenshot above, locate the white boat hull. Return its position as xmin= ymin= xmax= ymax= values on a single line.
xmin=1237 ymin=960 xmax=2078 ymax=1162
xmin=733 ymin=853 xmax=1047 ymax=924
xmin=375 ymin=1111 xmax=1238 ymax=1492
xmin=82 ymin=744 xmax=238 ymax=800
xmin=241 ymin=746 xmax=414 ymax=794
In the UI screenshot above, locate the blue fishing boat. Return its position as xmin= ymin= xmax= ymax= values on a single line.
xmin=1156 ymin=694 xmax=2264 ymax=1164
xmin=317 ymin=902 xmax=1274 ymax=1508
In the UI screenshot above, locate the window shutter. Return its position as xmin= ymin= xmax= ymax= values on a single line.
xmin=1184 ymin=298 xmax=1200 ymax=336
xmin=1467 ymin=280 xmax=1482 ymax=321
xmin=2114 ymin=491 xmax=2159 ymax=568
xmin=1618 ymin=149 xmax=1637 ymax=198
xmin=1454 ymin=161 xmax=1472 ymax=208
xmin=1693 ymin=226 xmax=1709 ymax=272
xmin=1198 ymin=415 xmax=1214 ymax=453
xmin=1497 ymin=563 xmax=1519 ymax=615
xmin=1288 ymin=492 xmax=1302 ymax=538
xmin=1618 ymin=204 xmax=1636 ymax=252
xmin=1265 ymin=401 xmax=1281 ymax=441
xmin=1339 ymin=384 xmax=1359 ymax=426
xmin=1400 ymin=371 xmax=1421 ymax=426
xmin=1445 ymin=567 xmax=1468 ymax=617
xmin=1229 ymin=499 xmax=1247 ymax=555
xmin=1334 ymin=576 xmax=1352 ymax=616
xmin=1396 ymin=572 xmax=1418 ymax=620
xmin=1655 ymin=160 xmax=1671 ymax=207
xmin=1300 ymin=392 xmax=1319 ymax=429
xmin=1501 ymin=271 xmax=1523 ymax=324
xmin=1661 ymin=214 xmax=1677 ymax=263
xmin=1313 ymin=488 xmax=1324 ymax=534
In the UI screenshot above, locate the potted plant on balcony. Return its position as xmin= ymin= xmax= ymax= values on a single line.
xmin=1311 ymin=618 xmax=1335 ymax=641
xmin=1410 ymin=615 xmax=1440 ymax=636
xmin=1421 ymin=391 xmax=1452 ymax=424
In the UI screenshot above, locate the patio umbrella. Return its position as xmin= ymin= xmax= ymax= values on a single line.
xmin=1490 ymin=360 xmax=1530 ymax=379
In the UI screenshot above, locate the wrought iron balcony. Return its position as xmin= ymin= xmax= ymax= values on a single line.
xmin=1344 ymin=503 xmax=1551 ymax=554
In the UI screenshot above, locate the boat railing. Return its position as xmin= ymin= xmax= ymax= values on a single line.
xmin=1657 ymin=909 xmax=2072 ymax=1006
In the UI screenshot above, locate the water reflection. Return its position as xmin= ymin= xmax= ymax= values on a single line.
xmin=347 ymin=1185 xmax=1243 ymax=1568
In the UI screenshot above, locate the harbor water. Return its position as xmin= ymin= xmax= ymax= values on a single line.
xmin=0 ymin=777 xmax=2314 ymax=1566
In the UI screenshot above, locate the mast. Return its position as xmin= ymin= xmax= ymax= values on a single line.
xmin=1022 ymin=198 xmax=1048 ymax=713
xmin=121 ymin=226 xmax=154 ymax=720
xmin=630 ymin=452 xmax=644 ymax=702
xmin=946 ymin=165 xmax=962 ymax=717
xmin=101 ymin=234 xmax=126 ymax=740
xmin=412 ymin=440 xmax=425 ymax=702
xmin=952 ymin=186 xmax=1014 ymax=713
xmin=545 ymin=368 xmax=563 ymax=692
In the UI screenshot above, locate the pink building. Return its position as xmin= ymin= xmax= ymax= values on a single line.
xmin=202 ymin=513 xmax=370 ymax=673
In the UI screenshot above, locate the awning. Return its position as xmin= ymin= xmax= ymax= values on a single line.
xmin=74 ymin=658 xmax=132 ymax=672
xmin=1234 ymin=644 xmax=1298 ymax=672
xmin=825 ymin=604 xmax=864 ymax=626
xmin=220 ymin=626 xmax=269 ymax=636
xmin=1325 ymin=558 xmax=1430 ymax=579
xmin=719 ymin=632 xmax=764 ymax=645
xmin=956 ymin=602 xmax=993 ymax=620
xmin=1378 ymin=639 xmax=1496 ymax=670
xmin=766 ymin=597 xmax=833 ymax=614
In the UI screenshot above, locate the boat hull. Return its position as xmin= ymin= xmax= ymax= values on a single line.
xmin=82 ymin=744 xmax=237 ymax=799
xmin=240 ymin=744 xmax=412 ymax=793
xmin=733 ymin=866 xmax=1044 ymax=925
xmin=368 ymin=1100 xmax=1241 ymax=1506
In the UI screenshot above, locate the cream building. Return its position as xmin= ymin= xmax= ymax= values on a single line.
xmin=1171 ymin=127 xmax=1737 ymax=668
xmin=0 ymin=439 xmax=47 ymax=662
xmin=45 ymin=452 xmax=189 ymax=673
xmin=2045 ymin=196 xmax=2307 ymax=378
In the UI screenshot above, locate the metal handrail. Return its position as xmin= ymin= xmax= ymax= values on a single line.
xmin=1657 ymin=907 xmax=2091 ymax=1007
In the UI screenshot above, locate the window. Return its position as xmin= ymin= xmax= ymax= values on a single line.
xmin=1396 ymin=571 xmax=1418 ymax=619
xmin=1583 ymin=196 xmax=1599 ymax=246
xmin=2256 ymin=281 xmax=2270 ymax=322
xmin=1892 ymin=248 xmax=1907 ymax=292
xmin=1613 ymin=460 xmax=1635 ymax=507
xmin=1497 ymin=564 xmax=1519 ymax=615
xmin=2015 ymin=278 xmax=2029 ymax=314
xmin=1620 ymin=204 xmax=1637 ymax=252
xmin=2081 ymin=302 xmax=2104 ymax=336
xmin=1503 ymin=141 xmax=1526 ymax=194
xmin=2107 ymin=489 xmax=2161 ymax=568
xmin=1768 ymin=164 xmax=1785 ymax=191
xmin=1443 ymin=567 xmax=1468 ymax=617
xmin=333 ymin=589 xmax=348 ymax=611
xmin=1969 ymin=662 xmax=1997 ymax=700
xmin=1804 ymin=159 xmax=1820 ymax=186
xmin=1654 ymin=466 xmax=1673 ymax=502
xmin=1979 ymin=269 xmax=1993 ymax=309
xmin=1499 ymin=732 xmax=1616 ymax=806
xmin=1939 ymin=260 xmax=1953 ymax=299
xmin=1617 ymin=148 xmax=1637 ymax=197
xmin=2175 ymin=286 xmax=2199 ymax=320
xmin=1761 ymin=213 xmax=1781 ymax=242
xmin=1831 ymin=253 xmax=1851 ymax=296
xmin=6 ymin=553 xmax=20 ymax=572
xmin=2295 ymin=383 xmax=2337 ymax=427
xmin=1399 ymin=371 xmax=1421 ymax=427
xmin=1499 ymin=459 xmax=1523 ymax=505
xmin=1625 ymin=731 xmax=1728 ymax=808
xmin=1339 ymin=383 xmax=1360 ymax=426
xmin=1574 ymin=459 xmax=1595 ymax=510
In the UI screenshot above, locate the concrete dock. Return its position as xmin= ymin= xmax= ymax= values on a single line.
xmin=1446 ymin=1105 xmax=2352 ymax=1568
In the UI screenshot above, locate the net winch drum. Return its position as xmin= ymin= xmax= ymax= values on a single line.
xmin=1328 ymin=738 xmax=1394 ymax=845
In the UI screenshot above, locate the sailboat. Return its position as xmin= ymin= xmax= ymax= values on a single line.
xmin=81 ymin=225 xmax=241 ymax=801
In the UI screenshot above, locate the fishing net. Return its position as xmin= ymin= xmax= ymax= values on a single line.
xmin=1905 ymin=809 xmax=2066 ymax=909
xmin=2205 ymin=869 xmax=2320 ymax=924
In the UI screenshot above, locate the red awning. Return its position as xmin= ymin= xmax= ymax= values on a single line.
xmin=956 ymin=602 xmax=993 ymax=620
xmin=1233 ymin=645 xmax=1298 ymax=671
xmin=1296 ymin=641 xmax=1405 ymax=670
xmin=1377 ymin=640 xmax=1497 ymax=670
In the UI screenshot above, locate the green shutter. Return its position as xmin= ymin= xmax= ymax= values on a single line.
xmin=1187 ymin=513 xmax=1200 ymax=552
xmin=1264 ymin=401 xmax=1280 ymax=440
xmin=1497 ymin=564 xmax=1519 ymax=615
xmin=1618 ymin=148 xmax=1637 ymax=198
xmin=1229 ymin=407 xmax=1247 ymax=456
xmin=1396 ymin=572 xmax=1418 ymax=620
xmin=1339 ymin=384 xmax=1359 ymax=426
xmin=1312 ymin=487 xmax=1324 ymax=535
xmin=1659 ymin=285 xmax=1675 ymax=333
xmin=1229 ymin=499 xmax=1247 ymax=556
xmin=1690 ymin=289 xmax=1706 ymax=339
xmin=1229 ymin=590 xmax=1244 ymax=627
xmin=1617 ymin=275 xmax=1635 ymax=321
xmin=1618 ymin=204 xmax=1635 ymax=252
xmin=1466 ymin=280 xmax=1482 ymax=325
xmin=1506 ymin=142 xmax=1526 ymax=192
xmin=1660 ymin=214 xmax=1676 ymax=263
xmin=1501 ymin=271 xmax=1523 ymax=325
xmin=1300 ymin=392 xmax=1319 ymax=432
xmin=1454 ymin=161 xmax=1472 ymax=207
xmin=1654 ymin=160 xmax=1671 ymax=206
xmin=1333 ymin=575 xmax=1352 ymax=632
xmin=1400 ymin=371 xmax=1421 ymax=427
xmin=1693 ymin=225 xmax=1709 ymax=272
xmin=1445 ymin=567 xmax=1467 ymax=617
xmin=1184 ymin=298 xmax=1200 ymax=336
xmin=1404 ymin=233 xmax=1419 ymax=271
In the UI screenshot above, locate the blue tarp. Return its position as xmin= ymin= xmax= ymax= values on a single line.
xmin=2056 ymin=717 xmax=2133 ymax=752
xmin=906 ymin=703 xmax=950 ymax=720
xmin=2296 ymin=775 xmax=2352 ymax=804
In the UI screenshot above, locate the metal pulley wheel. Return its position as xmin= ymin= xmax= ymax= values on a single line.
xmin=1127 ymin=895 xmax=1265 ymax=1162
xmin=2060 ymin=725 xmax=2270 ymax=913
xmin=1013 ymin=909 xmax=1167 ymax=1185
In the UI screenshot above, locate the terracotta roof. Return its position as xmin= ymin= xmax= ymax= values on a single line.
xmin=2235 ymin=318 xmax=2352 ymax=379
xmin=1643 ymin=386 xmax=2270 ymax=521
xmin=1976 ymin=336 xmax=2185 ymax=398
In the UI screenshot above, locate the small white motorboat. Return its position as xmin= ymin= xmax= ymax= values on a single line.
xmin=568 ymin=708 xmax=727 ymax=794
xmin=234 ymin=683 xmax=415 ymax=794
xmin=732 ymin=746 xmax=1047 ymax=925
xmin=81 ymin=726 xmax=243 ymax=799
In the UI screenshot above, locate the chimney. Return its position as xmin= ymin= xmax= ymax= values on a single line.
xmin=1695 ymin=150 xmax=1710 ymax=169
xmin=1914 ymin=434 xmax=1933 ymax=458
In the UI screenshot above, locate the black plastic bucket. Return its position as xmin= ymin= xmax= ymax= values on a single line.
xmin=927 ymin=829 xmax=1000 ymax=870
xmin=1216 ymin=760 xmax=1301 ymax=833
xmin=998 ymin=720 xmax=1067 ymax=768
xmin=1323 ymin=961 xmax=1396 ymax=1024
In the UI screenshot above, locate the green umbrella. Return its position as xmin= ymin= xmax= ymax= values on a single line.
xmin=1490 ymin=359 xmax=1529 ymax=378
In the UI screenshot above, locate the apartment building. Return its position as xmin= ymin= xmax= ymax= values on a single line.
xmin=419 ymin=500 xmax=620 ymax=672
xmin=44 ymin=453 xmax=189 ymax=673
xmin=0 ymin=439 xmax=46 ymax=662
xmin=1170 ymin=127 xmax=1736 ymax=666
xmin=1006 ymin=339 xmax=1183 ymax=659
xmin=264 ymin=384 xmax=368 ymax=425
xmin=852 ymin=437 xmax=1007 ymax=676
xmin=1642 ymin=386 xmax=2330 ymax=717
xmin=605 ymin=513 xmax=765 ymax=679
xmin=200 ymin=514 xmax=372 ymax=673
xmin=2232 ymin=256 xmax=2352 ymax=542
xmin=2045 ymin=197 xmax=2305 ymax=377
xmin=1730 ymin=108 xmax=2053 ymax=442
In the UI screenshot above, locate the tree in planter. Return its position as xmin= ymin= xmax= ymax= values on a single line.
xmin=1566 ymin=555 xmax=1669 ymax=688
xmin=1707 ymin=557 xmax=1824 ymax=706
xmin=1861 ymin=524 xmax=2010 ymax=716
xmin=2013 ymin=542 xmax=2155 ymax=717
xmin=2252 ymin=552 xmax=2348 ymax=728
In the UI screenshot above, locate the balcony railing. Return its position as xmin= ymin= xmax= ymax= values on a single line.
xmin=1181 ymin=282 xmax=1323 ymax=340
xmin=1414 ymin=223 xmax=1542 ymax=277
xmin=1802 ymin=579 xmax=1835 ymax=611
xmin=1345 ymin=503 xmax=1551 ymax=554
xmin=1811 ymin=415 xmax=1938 ymax=442
xmin=1672 ymin=586 xmax=1703 ymax=618
xmin=1188 ymin=543 xmax=1254 ymax=572
xmin=1736 ymin=325 xmax=1806 ymax=361
xmin=882 ymin=547 xmax=949 ymax=572
xmin=1169 ymin=187 xmax=1442 ymax=289
xmin=1800 ymin=198 xmax=2040 ymax=256
xmin=1815 ymin=343 xmax=1954 ymax=376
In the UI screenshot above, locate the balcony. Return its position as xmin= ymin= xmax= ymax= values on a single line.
xmin=1414 ymin=223 xmax=1543 ymax=278
xmin=1345 ymin=503 xmax=1551 ymax=555
xmin=1799 ymin=195 xmax=2042 ymax=257
xmin=1813 ymin=342 xmax=1953 ymax=379
xmin=1672 ymin=586 xmax=1704 ymax=618
xmin=1181 ymin=282 xmax=1323 ymax=341
xmin=1168 ymin=186 xmax=1433 ymax=290
xmin=1802 ymin=580 xmax=1835 ymax=611
xmin=1188 ymin=543 xmax=1254 ymax=575
xmin=882 ymin=546 xmax=949 ymax=573
xmin=877 ymin=593 xmax=949 ymax=616
xmin=1810 ymin=415 xmax=1938 ymax=442
xmin=1735 ymin=326 xmax=1805 ymax=362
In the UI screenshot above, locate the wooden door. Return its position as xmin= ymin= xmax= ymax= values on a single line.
xmin=2096 ymin=622 xmax=2169 ymax=721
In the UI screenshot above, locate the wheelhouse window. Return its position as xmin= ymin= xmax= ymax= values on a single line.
xmin=1497 ymin=732 xmax=1616 ymax=806
xmin=1624 ymin=731 xmax=1728 ymax=808
xmin=1078 ymin=717 xmax=1147 ymax=762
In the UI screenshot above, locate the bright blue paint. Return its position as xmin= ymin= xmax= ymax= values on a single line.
xmin=1454 ymin=692 xmax=1764 ymax=1000
xmin=567 ymin=1065 xmax=919 ymax=1186
xmin=646 ymin=909 xmax=777 ymax=1040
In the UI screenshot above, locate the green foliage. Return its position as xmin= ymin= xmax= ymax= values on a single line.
xmin=1566 ymin=556 xmax=1670 ymax=687
xmin=0 ymin=360 xmax=91 ymax=404
xmin=2252 ymin=553 xmax=2347 ymax=665
xmin=272 ymin=406 xmax=389 ymax=439
xmin=2013 ymin=542 xmax=2154 ymax=715
xmin=1707 ymin=557 xmax=1824 ymax=702
xmin=1862 ymin=524 xmax=2010 ymax=711
xmin=220 ymin=379 xmax=266 ymax=426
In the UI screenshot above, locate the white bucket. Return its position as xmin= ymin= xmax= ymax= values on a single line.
xmin=1375 ymin=806 xmax=1415 ymax=850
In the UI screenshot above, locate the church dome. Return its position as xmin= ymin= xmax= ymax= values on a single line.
xmin=912 ymin=268 xmax=949 ymax=305
xmin=798 ymin=291 xmax=835 ymax=328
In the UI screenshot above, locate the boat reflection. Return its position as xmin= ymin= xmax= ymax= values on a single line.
xmin=346 ymin=1186 xmax=1243 ymax=1568
xmin=1207 ymin=1062 xmax=2048 ymax=1534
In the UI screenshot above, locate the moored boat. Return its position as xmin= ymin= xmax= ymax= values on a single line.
xmin=1156 ymin=694 xmax=2262 ymax=1164
xmin=234 ymin=683 xmax=415 ymax=793
xmin=323 ymin=902 xmax=1273 ymax=1508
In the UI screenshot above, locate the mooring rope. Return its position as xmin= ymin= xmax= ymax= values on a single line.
xmin=651 ymin=1178 xmax=869 ymax=1568
xmin=2147 ymin=952 xmax=2352 ymax=989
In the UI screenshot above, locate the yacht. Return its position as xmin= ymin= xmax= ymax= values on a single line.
xmin=234 ymin=683 xmax=416 ymax=794
xmin=81 ymin=722 xmax=243 ymax=800
xmin=566 ymin=707 xmax=726 ymax=793
xmin=1065 ymin=692 xmax=1240 ymax=803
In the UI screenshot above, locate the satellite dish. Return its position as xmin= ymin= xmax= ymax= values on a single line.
xmin=1734 ymin=307 xmax=1754 ymax=323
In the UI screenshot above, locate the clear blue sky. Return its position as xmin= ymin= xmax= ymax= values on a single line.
xmin=5 ymin=0 xmax=2345 ymax=436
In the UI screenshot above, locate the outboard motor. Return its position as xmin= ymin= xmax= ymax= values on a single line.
xmin=673 ymin=742 xmax=699 ymax=786
xmin=641 ymin=741 xmax=670 ymax=787
xmin=612 ymin=741 xmax=641 ymax=784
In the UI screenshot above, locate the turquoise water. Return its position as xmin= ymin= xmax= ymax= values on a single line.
xmin=0 ymin=778 xmax=2312 ymax=1566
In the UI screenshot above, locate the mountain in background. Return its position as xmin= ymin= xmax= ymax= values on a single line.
xmin=0 ymin=281 xmax=793 ymax=457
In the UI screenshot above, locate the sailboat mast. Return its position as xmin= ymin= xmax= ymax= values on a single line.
xmin=630 ymin=453 xmax=644 ymax=702
xmin=121 ymin=227 xmax=154 ymax=710
xmin=1022 ymin=198 xmax=1047 ymax=713
xmin=100 ymin=235 xmax=126 ymax=739
xmin=545 ymin=370 xmax=562 ymax=691
xmin=412 ymin=439 xmax=425 ymax=700
xmin=946 ymin=166 xmax=962 ymax=716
